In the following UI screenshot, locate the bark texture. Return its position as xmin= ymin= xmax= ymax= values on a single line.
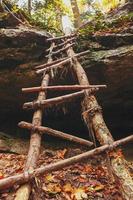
xmin=66 ymin=34 xmax=133 ymax=199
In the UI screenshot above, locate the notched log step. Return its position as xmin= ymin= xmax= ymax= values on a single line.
xmin=23 ymin=91 xmax=84 ymax=110
xmin=18 ymin=121 xmax=93 ymax=147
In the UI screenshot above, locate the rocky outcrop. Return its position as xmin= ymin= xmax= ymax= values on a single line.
xmin=0 ymin=29 xmax=133 ymax=138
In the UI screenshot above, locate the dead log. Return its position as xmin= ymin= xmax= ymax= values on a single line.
xmin=14 ymin=43 xmax=54 ymax=200
xmin=47 ymin=33 xmax=76 ymax=42
xmin=65 ymin=30 xmax=133 ymax=200
xmin=23 ymin=90 xmax=84 ymax=110
xmin=36 ymin=57 xmax=71 ymax=74
xmin=46 ymin=43 xmax=75 ymax=57
xmin=18 ymin=121 xmax=93 ymax=147
xmin=22 ymin=84 xmax=106 ymax=93
xmin=0 ymin=135 xmax=132 ymax=191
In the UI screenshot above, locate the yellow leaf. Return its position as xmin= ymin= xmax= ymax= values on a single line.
xmin=45 ymin=174 xmax=55 ymax=182
xmin=94 ymin=184 xmax=104 ymax=191
xmin=63 ymin=183 xmax=73 ymax=193
xmin=73 ymin=188 xmax=88 ymax=200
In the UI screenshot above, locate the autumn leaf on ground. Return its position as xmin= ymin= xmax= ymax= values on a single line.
xmin=42 ymin=183 xmax=61 ymax=194
xmin=0 ymin=172 xmax=4 ymax=179
xmin=45 ymin=174 xmax=55 ymax=183
xmin=78 ymin=175 xmax=87 ymax=183
xmin=63 ymin=183 xmax=73 ymax=193
xmin=72 ymin=188 xmax=88 ymax=200
xmin=94 ymin=184 xmax=104 ymax=191
xmin=57 ymin=148 xmax=67 ymax=159
xmin=83 ymin=164 xmax=93 ymax=173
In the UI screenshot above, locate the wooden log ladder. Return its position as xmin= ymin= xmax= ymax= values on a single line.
xmin=0 ymin=32 xmax=133 ymax=200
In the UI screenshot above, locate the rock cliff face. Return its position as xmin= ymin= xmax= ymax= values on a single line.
xmin=0 ymin=3 xmax=133 ymax=139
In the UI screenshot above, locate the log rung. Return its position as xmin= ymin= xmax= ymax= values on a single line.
xmin=36 ymin=58 xmax=71 ymax=74
xmin=23 ymin=90 xmax=84 ymax=110
xmin=45 ymin=43 xmax=75 ymax=57
xmin=18 ymin=121 xmax=93 ymax=147
xmin=51 ymin=37 xmax=76 ymax=50
xmin=22 ymin=84 xmax=107 ymax=93
xmin=34 ymin=58 xmax=66 ymax=70
xmin=35 ymin=49 xmax=91 ymax=74
xmin=0 ymin=135 xmax=132 ymax=191
xmin=47 ymin=33 xmax=76 ymax=42
xmin=34 ymin=50 xmax=90 ymax=71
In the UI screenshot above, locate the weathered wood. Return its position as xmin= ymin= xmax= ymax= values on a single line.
xmin=46 ymin=43 xmax=75 ymax=57
xmin=65 ymin=30 xmax=133 ymax=200
xmin=22 ymin=84 xmax=106 ymax=93
xmin=23 ymin=90 xmax=84 ymax=110
xmin=15 ymin=43 xmax=54 ymax=200
xmin=75 ymin=50 xmax=90 ymax=58
xmin=36 ymin=57 xmax=71 ymax=74
xmin=51 ymin=37 xmax=76 ymax=50
xmin=47 ymin=33 xmax=76 ymax=42
xmin=34 ymin=50 xmax=90 ymax=71
xmin=0 ymin=135 xmax=132 ymax=191
xmin=35 ymin=51 xmax=91 ymax=74
xmin=34 ymin=58 xmax=66 ymax=69
xmin=18 ymin=121 xmax=93 ymax=147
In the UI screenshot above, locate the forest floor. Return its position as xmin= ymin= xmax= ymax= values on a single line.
xmin=0 ymin=143 xmax=133 ymax=200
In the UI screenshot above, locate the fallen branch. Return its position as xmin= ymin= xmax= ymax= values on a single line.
xmin=0 ymin=135 xmax=132 ymax=191
xmin=18 ymin=121 xmax=93 ymax=147
xmin=23 ymin=90 xmax=84 ymax=110
xmin=22 ymin=84 xmax=106 ymax=93
xmin=36 ymin=57 xmax=71 ymax=74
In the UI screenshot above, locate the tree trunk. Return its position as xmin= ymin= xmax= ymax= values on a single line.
xmin=28 ymin=0 xmax=32 ymax=15
xmin=70 ymin=0 xmax=81 ymax=28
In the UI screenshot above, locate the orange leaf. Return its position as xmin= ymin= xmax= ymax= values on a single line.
xmin=63 ymin=183 xmax=73 ymax=193
xmin=57 ymin=149 xmax=67 ymax=159
xmin=0 ymin=172 xmax=4 ymax=179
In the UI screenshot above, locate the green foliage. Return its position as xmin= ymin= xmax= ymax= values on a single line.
xmin=29 ymin=0 xmax=69 ymax=34
xmin=79 ymin=11 xmax=133 ymax=37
